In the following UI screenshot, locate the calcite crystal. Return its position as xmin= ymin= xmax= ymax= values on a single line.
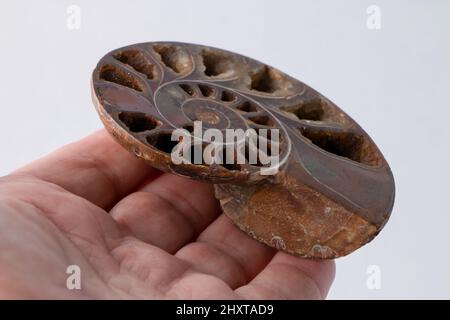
xmin=91 ymin=42 xmax=395 ymax=258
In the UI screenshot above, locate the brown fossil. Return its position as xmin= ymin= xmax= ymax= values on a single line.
xmin=91 ymin=42 xmax=395 ymax=259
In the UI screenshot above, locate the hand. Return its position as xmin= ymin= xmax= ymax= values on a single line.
xmin=0 ymin=130 xmax=335 ymax=299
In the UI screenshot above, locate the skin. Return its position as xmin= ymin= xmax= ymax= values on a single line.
xmin=0 ymin=129 xmax=335 ymax=299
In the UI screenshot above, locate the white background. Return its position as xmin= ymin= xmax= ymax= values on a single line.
xmin=0 ymin=0 xmax=449 ymax=299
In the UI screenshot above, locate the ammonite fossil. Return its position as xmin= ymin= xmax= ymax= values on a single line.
xmin=91 ymin=42 xmax=395 ymax=259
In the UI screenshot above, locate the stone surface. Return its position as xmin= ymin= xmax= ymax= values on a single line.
xmin=91 ymin=41 xmax=395 ymax=259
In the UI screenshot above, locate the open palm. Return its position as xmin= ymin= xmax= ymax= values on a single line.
xmin=0 ymin=130 xmax=334 ymax=299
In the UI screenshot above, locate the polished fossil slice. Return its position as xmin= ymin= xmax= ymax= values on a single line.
xmin=91 ymin=42 xmax=395 ymax=259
